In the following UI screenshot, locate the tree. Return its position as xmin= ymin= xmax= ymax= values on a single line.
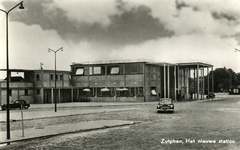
xmin=206 ymin=67 xmax=239 ymax=92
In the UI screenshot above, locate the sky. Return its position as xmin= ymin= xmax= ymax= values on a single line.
xmin=1 ymin=0 xmax=240 ymax=79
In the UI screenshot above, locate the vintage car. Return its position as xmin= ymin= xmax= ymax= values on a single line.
xmin=157 ymin=98 xmax=174 ymax=113
xmin=206 ymin=92 xmax=215 ymax=99
xmin=1 ymin=100 xmax=30 ymax=110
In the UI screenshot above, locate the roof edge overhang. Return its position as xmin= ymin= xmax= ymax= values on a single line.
xmin=177 ymin=62 xmax=213 ymax=67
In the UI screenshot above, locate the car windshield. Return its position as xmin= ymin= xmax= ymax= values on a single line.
xmin=159 ymin=99 xmax=172 ymax=104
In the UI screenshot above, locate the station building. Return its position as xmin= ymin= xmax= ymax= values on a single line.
xmin=0 ymin=60 xmax=214 ymax=105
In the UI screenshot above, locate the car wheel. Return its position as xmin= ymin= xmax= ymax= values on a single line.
xmin=24 ymin=106 xmax=29 ymax=109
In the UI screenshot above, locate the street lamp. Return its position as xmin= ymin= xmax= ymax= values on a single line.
xmin=48 ymin=47 xmax=63 ymax=112
xmin=0 ymin=1 xmax=24 ymax=140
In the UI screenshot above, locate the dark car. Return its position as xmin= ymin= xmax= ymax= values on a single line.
xmin=1 ymin=100 xmax=30 ymax=110
xmin=206 ymin=92 xmax=215 ymax=99
xmin=157 ymin=98 xmax=174 ymax=113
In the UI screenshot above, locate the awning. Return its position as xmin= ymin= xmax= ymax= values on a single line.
xmin=101 ymin=87 xmax=110 ymax=92
xmin=116 ymin=88 xmax=128 ymax=91
xmin=116 ymin=88 xmax=123 ymax=91
xmin=83 ymin=88 xmax=90 ymax=92
xmin=122 ymin=87 xmax=129 ymax=91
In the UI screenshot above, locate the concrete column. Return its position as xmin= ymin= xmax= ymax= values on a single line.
xmin=143 ymin=64 xmax=146 ymax=102
xmin=77 ymin=89 xmax=79 ymax=101
xmin=188 ymin=68 xmax=191 ymax=99
xmin=194 ymin=68 xmax=195 ymax=99
xmin=202 ymin=67 xmax=205 ymax=100
xmin=167 ymin=65 xmax=170 ymax=98
xmin=164 ymin=64 xmax=166 ymax=98
xmin=71 ymin=88 xmax=73 ymax=102
xmin=207 ymin=67 xmax=209 ymax=99
xmin=41 ymin=88 xmax=44 ymax=103
xmin=212 ymin=66 xmax=214 ymax=93
xmin=51 ymin=88 xmax=53 ymax=104
xmin=58 ymin=89 xmax=61 ymax=103
xmin=174 ymin=65 xmax=176 ymax=101
xmin=177 ymin=65 xmax=179 ymax=95
xmin=197 ymin=64 xmax=199 ymax=100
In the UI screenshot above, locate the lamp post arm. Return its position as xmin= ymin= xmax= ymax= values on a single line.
xmin=56 ymin=47 xmax=63 ymax=53
xmin=0 ymin=9 xmax=7 ymax=13
xmin=7 ymin=1 xmax=23 ymax=14
xmin=48 ymin=48 xmax=55 ymax=53
xmin=48 ymin=47 xmax=63 ymax=53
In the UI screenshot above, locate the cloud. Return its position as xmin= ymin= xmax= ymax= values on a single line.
xmin=212 ymin=12 xmax=237 ymax=22
xmin=2 ymin=0 xmax=174 ymax=48
xmin=107 ymin=34 xmax=239 ymax=70
xmin=1 ymin=0 xmax=240 ymax=77
xmin=54 ymin=0 xmax=118 ymax=26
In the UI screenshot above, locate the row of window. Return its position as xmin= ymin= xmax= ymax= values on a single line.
xmin=8 ymin=89 xmax=40 ymax=96
xmin=35 ymin=74 xmax=64 ymax=81
xmin=7 ymin=87 xmax=158 ymax=97
xmin=75 ymin=64 xmax=143 ymax=76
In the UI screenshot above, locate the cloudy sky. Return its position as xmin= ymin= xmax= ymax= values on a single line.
xmin=1 ymin=0 xmax=240 ymax=78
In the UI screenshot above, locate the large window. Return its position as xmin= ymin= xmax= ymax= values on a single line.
xmin=94 ymin=67 xmax=101 ymax=74
xmin=107 ymin=66 xmax=122 ymax=75
xmin=125 ymin=64 xmax=144 ymax=75
xmin=150 ymin=87 xmax=157 ymax=96
xmin=131 ymin=65 xmax=138 ymax=74
xmin=88 ymin=66 xmax=105 ymax=75
xmin=110 ymin=67 xmax=119 ymax=74
xmin=76 ymin=68 xmax=84 ymax=75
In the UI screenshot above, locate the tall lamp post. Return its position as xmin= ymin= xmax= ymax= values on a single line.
xmin=48 ymin=47 xmax=63 ymax=112
xmin=0 ymin=1 xmax=24 ymax=140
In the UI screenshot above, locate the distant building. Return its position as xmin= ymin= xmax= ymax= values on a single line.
xmin=0 ymin=69 xmax=71 ymax=105
xmin=0 ymin=60 xmax=214 ymax=105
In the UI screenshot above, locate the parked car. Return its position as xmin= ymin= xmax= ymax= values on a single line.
xmin=1 ymin=100 xmax=30 ymax=110
xmin=206 ymin=92 xmax=215 ymax=99
xmin=157 ymin=98 xmax=174 ymax=113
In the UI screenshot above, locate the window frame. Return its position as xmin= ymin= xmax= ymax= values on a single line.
xmin=25 ymin=89 xmax=28 ymax=96
xmin=35 ymin=74 xmax=40 ymax=81
xmin=75 ymin=67 xmax=84 ymax=75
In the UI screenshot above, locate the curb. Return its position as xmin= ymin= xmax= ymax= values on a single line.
xmin=0 ymin=121 xmax=137 ymax=145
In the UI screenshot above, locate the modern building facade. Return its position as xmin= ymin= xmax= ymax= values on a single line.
xmin=0 ymin=69 xmax=71 ymax=105
xmin=0 ymin=60 xmax=214 ymax=105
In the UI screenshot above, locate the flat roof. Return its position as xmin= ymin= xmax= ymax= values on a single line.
xmin=177 ymin=62 xmax=213 ymax=68
xmin=0 ymin=69 xmax=70 ymax=73
xmin=71 ymin=59 xmax=153 ymax=65
xmin=71 ymin=60 xmax=212 ymax=68
xmin=71 ymin=59 xmax=178 ymax=66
